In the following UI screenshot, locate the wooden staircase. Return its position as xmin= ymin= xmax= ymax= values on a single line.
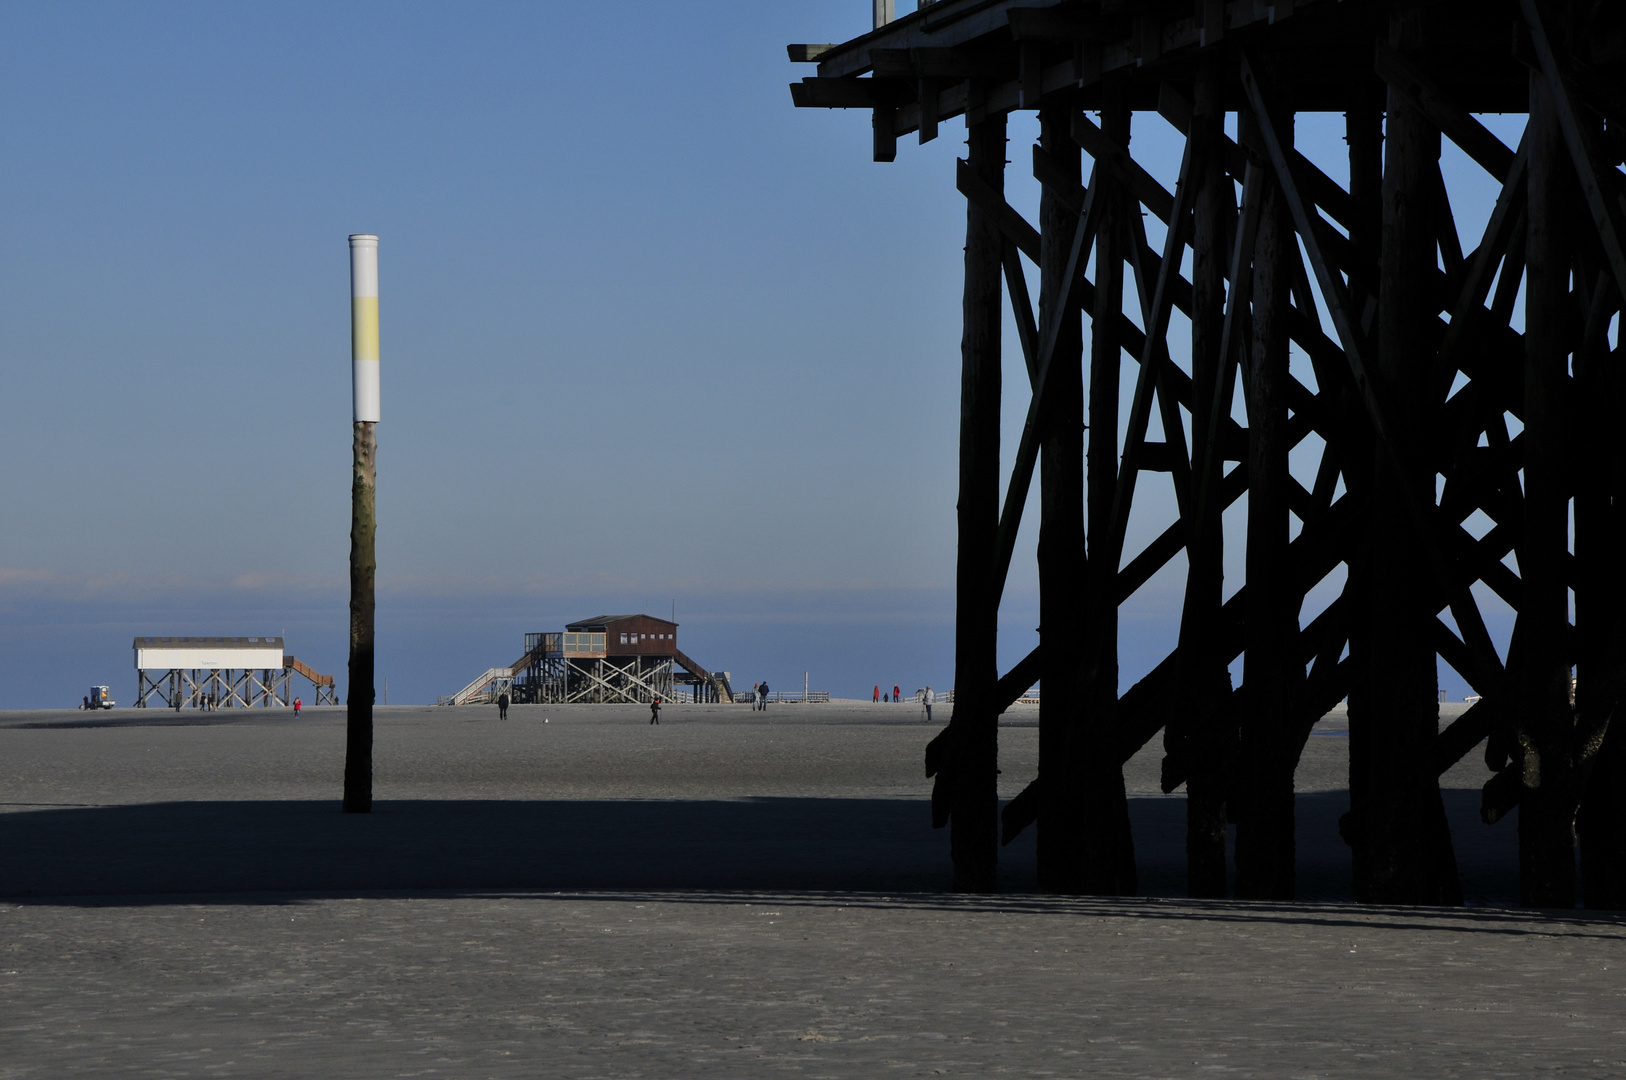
xmin=674 ymin=648 xmax=733 ymax=703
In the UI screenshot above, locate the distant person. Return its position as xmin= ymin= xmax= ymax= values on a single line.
xmin=893 ymin=684 xmax=900 ymax=704
xmin=81 ymin=695 xmax=90 ymax=711
xmin=650 ymin=696 xmax=661 ymax=725
xmin=873 ymin=685 xmax=880 ymax=704
xmin=293 ymin=696 xmax=302 ymax=717
xmin=759 ymin=681 xmax=770 ymax=711
xmin=497 ymin=691 xmax=510 ymax=721
xmin=924 ymin=685 xmax=935 ymax=724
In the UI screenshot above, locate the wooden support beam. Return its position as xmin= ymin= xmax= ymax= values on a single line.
xmin=1356 ymin=14 xmax=1457 ymax=906
xmin=1036 ymin=103 xmax=1088 ymax=894
xmin=1118 ymin=461 xmax=1247 ymax=605
xmin=869 ymin=47 xmax=1002 ymax=81
xmin=1235 ymin=67 xmax=1299 ymax=901
xmin=1073 ymin=112 xmax=1176 ymax=224
xmin=1159 ymin=209 xmax=1264 ymax=793
xmin=1199 ymin=0 xmax=1226 ymax=46
xmin=1019 ymin=40 xmax=1044 ymax=108
xmin=1426 ymin=135 xmax=1530 ymax=405
xmin=996 ymin=646 xmax=1043 ymax=716
xmin=1157 ymin=82 xmax=1249 ymax=179
xmin=1158 ymin=492 xmax=1369 ymax=793
xmin=919 ymin=77 xmax=940 ymax=144
xmin=1520 ymin=0 xmax=1626 ymax=329
xmin=1122 ymin=211 xmax=1194 ymax=522
xmin=787 ymin=44 xmax=837 ymax=63
xmin=1188 ymin=157 xmax=1263 ymax=556
xmin=987 ymin=162 xmax=1105 ymax=608
xmin=792 ymin=77 xmax=908 ymax=109
xmin=1240 ymin=50 xmax=1507 ymax=707
xmin=957 ymin=158 xmax=1040 ymax=262
xmin=1104 ymin=137 xmax=1198 ymax=618
xmin=1432 ymin=165 xmax=1466 ymax=284
xmin=1008 ymin=7 xmax=1100 ymax=42
xmin=1001 ymin=778 xmax=1040 ymax=846
xmin=1002 ymin=242 xmax=1040 ymax=386
xmin=1168 ymin=62 xmax=1241 ymax=880
xmin=873 ymin=106 xmax=897 ymax=163
xmin=1341 ymin=78 xmax=1384 ymax=901
xmin=1079 ymin=82 xmax=1137 ymax=898
xmin=1033 ymin=143 xmax=1088 ymax=217
xmin=1374 ymin=40 xmax=1518 ymax=182
xmin=1518 ymin=21 xmax=1581 ymax=909
xmin=935 ymin=112 xmax=1006 ymax=893
xmin=1576 ymin=268 xmax=1626 ymax=907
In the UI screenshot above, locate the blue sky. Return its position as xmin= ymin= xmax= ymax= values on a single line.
xmin=0 ymin=2 xmax=1524 ymax=706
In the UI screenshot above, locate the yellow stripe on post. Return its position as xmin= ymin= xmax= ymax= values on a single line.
xmin=351 ymin=296 xmax=379 ymax=363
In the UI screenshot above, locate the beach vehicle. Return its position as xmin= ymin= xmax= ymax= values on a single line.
xmin=83 ymin=685 xmax=115 ymax=710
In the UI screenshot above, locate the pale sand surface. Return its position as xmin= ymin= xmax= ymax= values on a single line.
xmin=2 ymin=702 xmax=1621 ymax=1077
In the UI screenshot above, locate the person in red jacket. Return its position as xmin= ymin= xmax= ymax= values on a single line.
xmin=873 ymin=685 xmax=880 ymax=703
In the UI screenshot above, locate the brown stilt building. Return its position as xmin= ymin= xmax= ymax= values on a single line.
xmin=450 ymin=615 xmax=735 ymax=705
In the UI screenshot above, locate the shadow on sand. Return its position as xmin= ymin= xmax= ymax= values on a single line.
xmin=1 ymin=790 xmax=1521 ymax=908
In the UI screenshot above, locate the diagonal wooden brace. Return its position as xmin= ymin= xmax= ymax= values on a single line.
xmin=1240 ymin=47 xmax=1509 ymax=706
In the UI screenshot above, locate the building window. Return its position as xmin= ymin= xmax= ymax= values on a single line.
xmin=620 ymin=633 xmax=628 ymax=644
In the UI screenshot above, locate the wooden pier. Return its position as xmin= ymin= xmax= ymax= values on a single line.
xmin=790 ymin=0 xmax=1626 ymax=907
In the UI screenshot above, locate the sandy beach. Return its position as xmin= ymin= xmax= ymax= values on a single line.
xmin=3 ymin=702 xmax=1622 ymax=1076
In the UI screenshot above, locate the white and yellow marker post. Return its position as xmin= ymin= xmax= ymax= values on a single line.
xmin=344 ymin=234 xmax=379 ymax=813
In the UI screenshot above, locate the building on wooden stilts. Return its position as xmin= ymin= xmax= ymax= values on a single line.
xmin=788 ymin=0 xmax=1626 ymax=907
xmin=133 ymin=636 xmax=338 ymax=708
xmin=449 ymin=614 xmax=736 ymax=705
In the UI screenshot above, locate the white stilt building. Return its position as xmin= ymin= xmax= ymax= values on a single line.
xmin=133 ymin=636 xmax=337 ymax=708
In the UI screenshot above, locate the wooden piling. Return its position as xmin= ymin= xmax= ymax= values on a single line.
xmin=1341 ymin=82 xmax=1383 ymax=893
xmin=1356 ymin=8 xmax=1453 ymax=904
xmin=1235 ymin=71 xmax=1298 ymax=901
xmin=1574 ymin=256 xmax=1626 ymax=906
xmin=1173 ymin=58 xmax=1235 ymax=901
xmin=947 ymin=112 xmax=1006 ymax=893
xmin=1576 ymin=218 xmax=1626 ymax=904
xmin=1081 ymin=79 xmax=1136 ymax=897
xmin=344 ymin=420 xmax=376 ymax=814
xmin=1036 ymin=104 xmax=1087 ymax=894
xmin=1520 ymin=56 xmax=1579 ymax=909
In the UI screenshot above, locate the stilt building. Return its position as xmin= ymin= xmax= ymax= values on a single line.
xmin=789 ymin=0 xmax=1626 ymax=908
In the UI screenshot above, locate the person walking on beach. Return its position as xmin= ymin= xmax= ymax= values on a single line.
xmin=758 ymin=680 xmax=770 ymax=711
xmin=650 ymin=696 xmax=661 ymax=725
xmin=893 ymin=684 xmax=900 ymax=704
xmin=293 ymin=696 xmax=302 ymax=717
xmin=873 ymin=685 xmax=880 ymax=704
xmin=497 ymin=691 xmax=510 ymax=721
xmin=923 ymin=685 xmax=935 ymax=724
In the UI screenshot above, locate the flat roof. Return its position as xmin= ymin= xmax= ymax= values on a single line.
xmin=133 ymin=636 xmax=285 ymax=650
xmin=565 ymin=615 xmax=677 ymax=631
